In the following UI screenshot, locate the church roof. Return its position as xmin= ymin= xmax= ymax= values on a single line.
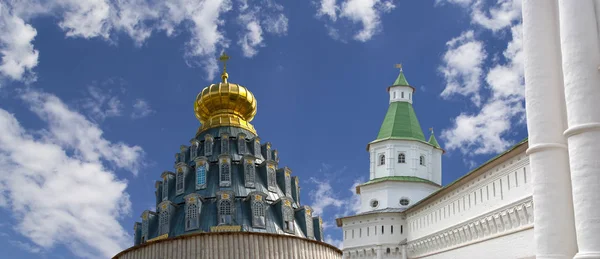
xmin=392 ymin=70 xmax=410 ymax=86
xmin=428 ymin=134 xmax=440 ymax=148
xmin=375 ymin=101 xmax=426 ymax=141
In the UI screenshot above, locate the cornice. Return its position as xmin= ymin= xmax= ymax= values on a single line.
xmin=407 ymin=196 xmax=533 ymax=257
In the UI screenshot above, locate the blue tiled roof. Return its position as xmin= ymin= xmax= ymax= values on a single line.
xmin=136 ymin=126 xmax=324 ymax=246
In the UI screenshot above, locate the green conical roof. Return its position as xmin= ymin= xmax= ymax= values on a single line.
xmin=375 ymin=102 xmax=425 ymax=141
xmin=428 ymin=133 xmax=441 ymax=148
xmin=393 ymin=70 xmax=410 ymax=86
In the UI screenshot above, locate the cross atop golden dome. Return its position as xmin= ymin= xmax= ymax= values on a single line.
xmin=219 ymin=53 xmax=230 ymax=83
xmin=194 ymin=54 xmax=258 ymax=135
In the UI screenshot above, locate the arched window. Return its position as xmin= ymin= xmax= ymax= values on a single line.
xmin=220 ymin=163 xmax=230 ymax=183
xmin=401 ymin=225 xmax=403 ymax=234
xmin=204 ymin=136 xmax=213 ymax=156
xmin=221 ymin=136 xmax=229 ymax=154
xmin=267 ymin=167 xmax=276 ymax=191
xmin=306 ymin=215 xmax=314 ymax=238
xmin=386 ymin=248 xmax=391 ymax=254
xmin=393 ymin=92 xmax=396 ymax=98
xmin=176 ymin=169 xmax=184 ymax=195
xmin=238 ymin=136 xmax=246 ymax=154
xmin=379 ymin=154 xmax=385 ymax=166
xmin=159 ymin=210 xmax=169 ymax=235
xmin=420 ymin=155 xmax=425 ymax=166
xmin=162 ymin=177 xmax=168 ymax=201
xmin=245 ymin=164 xmax=255 ymax=188
xmin=285 ymin=173 xmax=292 ymax=197
xmin=196 ymin=165 xmax=206 ymax=188
xmin=401 ymin=92 xmax=404 ymax=98
xmin=265 ymin=144 xmax=272 ymax=160
xmin=186 ymin=203 xmax=199 ymax=230
xmin=219 ymin=200 xmax=232 ymax=225
xmin=190 ymin=142 xmax=198 ymax=159
xmin=141 ymin=218 xmax=148 ymax=241
xmin=254 ymin=139 xmax=261 ymax=157
xmin=398 ymin=153 xmax=406 ymax=163
xmin=252 ymin=200 xmax=266 ymax=228
xmin=283 ymin=206 xmax=294 ymax=232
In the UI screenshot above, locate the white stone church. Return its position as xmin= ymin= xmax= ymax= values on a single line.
xmin=336 ymin=1 xmax=600 ymax=259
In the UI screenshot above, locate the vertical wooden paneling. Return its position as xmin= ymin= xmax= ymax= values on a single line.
xmin=114 ymin=233 xmax=341 ymax=259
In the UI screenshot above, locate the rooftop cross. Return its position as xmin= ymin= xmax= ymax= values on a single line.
xmin=219 ymin=53 xmax=230 ymax=83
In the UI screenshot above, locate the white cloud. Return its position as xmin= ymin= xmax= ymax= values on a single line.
xmin=315 ymin=0 xmax=395 ymax=41
xmin=325 ymin=235 xmax=343 ymax=249
xmin=0 ymin=2 xmax=39 ymax=83
xmin=471 ymin=0 xmax=522 ymax=31
xmin=238 ymin=14 xmax=264 ymax=58
xmin=439 ymin=30 xmax=486 ymax=106
xmin=436 ymin=0 xmax=521 ymax=31
xmin=8 ymin=240 xmax=43 ymax=254
xmin=264 ymin=13 xmax=288 ymax=35
xmin=439 ymin=9 xmax=524 ymax=156
xmin=308 ymin=177 xmax=345 ymax=216
xmin=80 ymin=86 xmax=123 ymax=122
xmin=0 ymin=0 xmax=288 ymax=84
xmin=317 ymin=0 xmax=339 ymax=21
xmin=0 ymin=89 xmax=141 ymax=258
xmin=235 ymin=0 xmax=288 ymax=58
xmin=20 ymin=90 xmax=144 ymax=174
xmin=131 ymin=99 xmax=154 ymax=119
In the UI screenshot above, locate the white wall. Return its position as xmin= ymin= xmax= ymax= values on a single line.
xmin=405 ymin=150 xmax=533 ymax=258
xmin=389 ymin=85 xmax=414 ymax=104
xmin=342 ymin=213 xmax=407 ymax=259
xmin=369 ymin=140 xmax=438 ymax=184
xmin=360 ymin=182 xmax=440 ymax=213
xmin=417 ymin=228 xmax=534 ymax=259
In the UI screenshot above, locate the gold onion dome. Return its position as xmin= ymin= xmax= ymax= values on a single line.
xmin=194 ymin=53 xmax=258 ymax=135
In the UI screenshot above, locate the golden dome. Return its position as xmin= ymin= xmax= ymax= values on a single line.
xmin=194 ymin=54 xmax=258 ymax=135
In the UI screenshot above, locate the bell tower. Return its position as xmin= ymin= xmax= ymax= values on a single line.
xmin=358 ymin=65 xmax=444 ymax=213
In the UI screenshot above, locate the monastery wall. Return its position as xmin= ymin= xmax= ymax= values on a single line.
xmin=414 ymin=228 xmax=534 ymax=259
xmin=405 ymin=149 xmax=533 ymax=258
xmin=342 ymin=212 xmax=406 ymax=257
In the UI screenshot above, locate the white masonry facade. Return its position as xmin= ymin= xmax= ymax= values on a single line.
xmin=337 ymin=1 xmax=600 ymax=258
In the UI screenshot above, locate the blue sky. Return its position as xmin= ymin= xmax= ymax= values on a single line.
xmin=0 ymin=0 xmax=525 ymax=258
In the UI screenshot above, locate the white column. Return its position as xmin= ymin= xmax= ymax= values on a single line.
xmin=401 ymin=245 xmax=407 ymax=259
xmin=370 ymin=150 xmax=376 ymax=180
xmin=522 ymin=1 xmax=578 ymax=258
xmin=558 ymin=1 xmax=600 ymax=258
xmin=376 ymin=246 xmax=382 ymax=259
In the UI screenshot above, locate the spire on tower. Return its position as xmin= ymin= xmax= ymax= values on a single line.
xmin=219 ymin=53 xmax=230 ymax=83
xmin=392 ymin=64 xmax=409 ymax=86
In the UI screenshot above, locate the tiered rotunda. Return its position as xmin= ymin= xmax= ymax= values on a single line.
xmin=113 ymin=54 xmax=342 ymax=259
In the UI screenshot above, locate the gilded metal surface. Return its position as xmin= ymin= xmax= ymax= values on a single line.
xmin=194 ymin=82 xmax=257 ymax=134
xmin=210 ymin=225 xmax=241 ymax=232
xmin=147 ymin=234 xmax=168 ymax=242
xmin=194 ymin=54 xmax=258 ymax=134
